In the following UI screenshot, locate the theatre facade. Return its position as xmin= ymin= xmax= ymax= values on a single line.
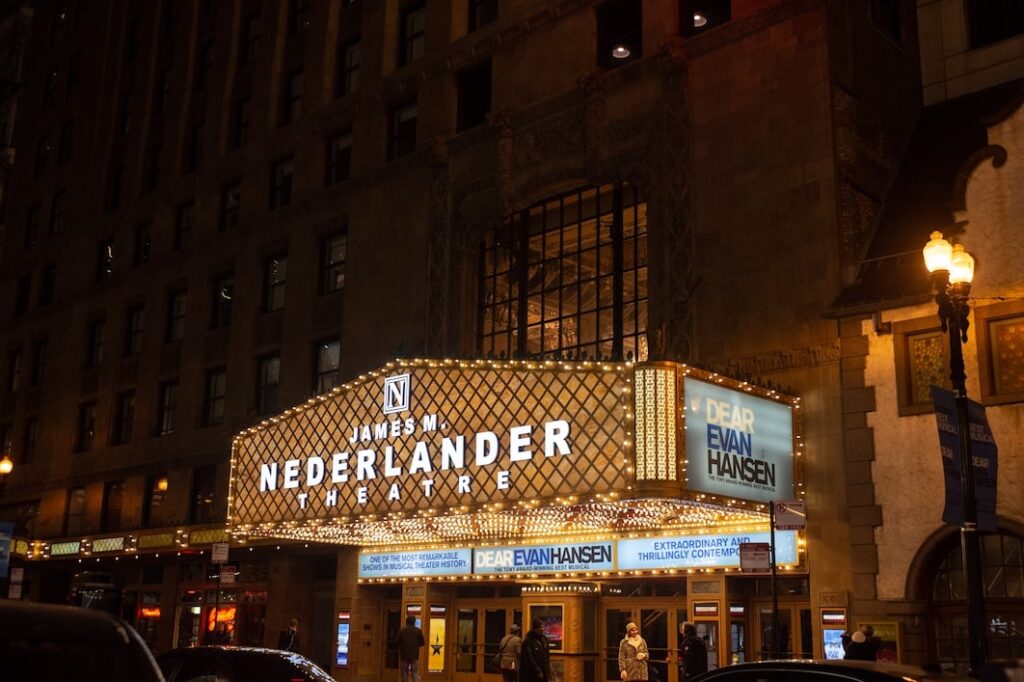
xmin=228 ymin=357 xmax=811 ymax=681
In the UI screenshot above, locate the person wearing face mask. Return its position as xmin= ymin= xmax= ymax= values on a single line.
xmin=618 ymin=622 xmax=650 ymax=681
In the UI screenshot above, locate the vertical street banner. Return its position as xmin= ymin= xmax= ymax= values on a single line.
xmin=930 ymin=387 xmax=998 ymax=532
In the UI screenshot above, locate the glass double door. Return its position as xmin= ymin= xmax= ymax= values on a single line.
xmin=752 ymin=604 xmax=813 ymax=660
xmin=454 ymin=601 xmax=522 ymax=682
xmin=603 ymin=604 xmax=697 ymax=682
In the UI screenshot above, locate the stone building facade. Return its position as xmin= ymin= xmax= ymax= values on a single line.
xmin=0 ymin=0 xmax=944 ymax=676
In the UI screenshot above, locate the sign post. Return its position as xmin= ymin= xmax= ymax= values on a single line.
xmin=769 ymin=502 xmax=780 ymax=659
xmin=210 ymin=543 xmax=229 ymax=644
xmin=767 ymin=500 xmax=805 ymax=659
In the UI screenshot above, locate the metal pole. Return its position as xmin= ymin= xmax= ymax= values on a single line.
xmin=943 ymin=287 xmax=988 ymax=673
xmin=769 ymin=501 xmax=780 ymax=659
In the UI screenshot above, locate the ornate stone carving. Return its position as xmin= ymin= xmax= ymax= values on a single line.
xmin=703 ymin=340 xmax=842 ymax=379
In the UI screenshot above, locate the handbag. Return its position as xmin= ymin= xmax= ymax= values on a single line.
xmin=491 ymin=637 xmax=509 ymax=673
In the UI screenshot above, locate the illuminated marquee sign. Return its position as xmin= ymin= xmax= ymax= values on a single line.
xmin=230 ymin=361 xmax=631 ymax=525
xmin=683 ymin=379 xmax=795 ymax=503
xmin=473 ymin=541 xmax=614 ymax=575
xmin=358 ymin=549 xmax=473 ymax=578
xmin=617 ymin=531 xmax=798 ymax=570
xmin=358 ymin=531 xmax=799 ymax=579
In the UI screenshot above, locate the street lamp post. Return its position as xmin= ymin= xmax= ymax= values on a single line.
xmin=922 ymin=231 xmax=988 ymax=673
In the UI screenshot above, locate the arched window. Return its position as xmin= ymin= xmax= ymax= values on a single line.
xmin=478 ymin=182 xmax=648 ymax=361
xmin=930 ymin=532 xmax=1024 ymax=672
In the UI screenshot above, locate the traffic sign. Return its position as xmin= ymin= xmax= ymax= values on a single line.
xmin=212 ymin=542 xmax=230 ymax=564
xmin=739 ymin=542 xmax=771 ymax=572
xmin=773 ymin=500 xmax=806 ymax=530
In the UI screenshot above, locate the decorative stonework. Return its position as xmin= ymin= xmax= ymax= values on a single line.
xmin=704 ymin=340 xmax=842 ymax=380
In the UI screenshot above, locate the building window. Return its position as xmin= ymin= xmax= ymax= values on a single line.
xmin=0 ymin=424 xmax=11 ymax=461
xmin=220 ymin=181 xmax=242 ymax=231
xmin=42 ymin=69 xmax=58 ymax=108
xmin=281 ymin=69 xmax=303 ymax=125
xmin=0 ymin=500 xmax=40 ymax=537
xmin=65 ymin=487 xmax=87 ymax=535
xmin=106 ymin=164 xmax=123 ymax=211
xmin=157 ymin=381 xmax=178 ymax=436
xmin=479 ymin=182 xmax=649 ymax=361
xmin=287 ymin=0 xmax=311 ymax=36
xmin=320 ymin=232 xmax=347 ymax=293
xmin=231 ymin=98 xmax=251 ymax=149
xmin=269 ymin=156 xmax=294 ymax=209
xmin=930 ymin=531 xmax=1024 ymax=673
xmin=124 ymin=305 xmax=145 ymax=357
xmin=262 ymin=253 xmax=288 ymax=312
xmin=240 ymin=12 xmax=260 ymax=64
xmin=144 ymin=144 xmax=161 ymax=192
xmin=597 ymin=0 xmax=642 ymax=68
xmin=96 ymin=238 xmax=114 ymax=282
xmin=156 ymin=65 xmax=172 ymax=113
xmin=58 ymin=120 xmax=74 ymax=162
xmin=195 ymin=39 xmax=214 ymax=92
xmin=975 ymin=302 xmax=1024 ymax=405
xmin=680 ymin=0 xmax=731 ymax=37
xmin=399 ymin=1 xmax=426 ymax=66
xmin=38 ymin=265 xmax=56 ymax=306
xmin=75 ymin=402 xmax=96 ymax=452
xmin=469 ymin=0 xmax=498 ymax=31
xmin=190 ymin=465 xmax=218 ymax=523
xmin=67 ymin=54 xmax=82 ymax=94
xmin=119 ymin=91 xmax=134 ymax=136
xmin=111 ymin=391 xmax=135 ymax=445
xmin=22 ymin=417 xmax=39 ymax=464
xmin=256 ymin=354 xmax=280 ymax=415
xmin=24 ymin=204 xmax=40 ymax=247
xmin=133 ymin=221 xmax=152 ymax=267
xmin=893 ymin=317 xmax=952 ymax=416
xmin=186 ymin=120 xmax=204 ymax=172
xmin=101 ymin=480 xmax=125 ymax=532
xmin=966 ymin=0 xmax=1024 ymax=51
xmin=338 ymin=38 xmax=360 ymax=95
xmin=174 ymin=202 xmax=194 ymax=251
xmin=49 ymin=190 xmax=66 ymax=235
xmin=211 ymin=273 xmax=234 ymax=328
xmin=142 ymin=473 xmax=168 ymax=527
xmin=86 ymin=319 xmax=105 ymax=367
xmin=14 ymin=276 xmax=31 ymax=316
xmin=388 ymin=100 xmax=417 ymax=160
xmin=6 ymin=350 xmax=21 ymax=393
xmin=457 ymin=60 xmax=491 ymax=132
xmin=203 ymin=367 xmax=227 ymax=426
xmin=313 ymin=339 xmax=341 ymax=393
xmin=30 ymin=340 xmax=47 ymax=386
xmin=34 ymin=137 xmax=50 ymax=178
xmin=325 ymin=132 xmax=352 ymax=185
xmin=166 ymin=290 xmax=187 ymax=342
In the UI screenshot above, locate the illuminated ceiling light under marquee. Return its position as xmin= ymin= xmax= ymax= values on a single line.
xmin=228 ymin=359 xmax=802 ymax=548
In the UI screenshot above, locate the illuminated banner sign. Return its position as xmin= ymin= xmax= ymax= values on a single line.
xmin=473 ymin=541 xmax=614 ymax=575
xmin=358 ymin=549 xmax=473 ymax=578
xmin=230 ymin=361 xmax=630 ymax=525
xmin=684 ymin=379 xmax=795 ymax=503
xmin=617 ymin=531 xmax=798 ymax=570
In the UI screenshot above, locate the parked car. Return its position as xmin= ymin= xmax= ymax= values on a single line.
xmin=0 ymin=600 xmax=164 ymax=682
xmin=157 ymin=646 xmax=335 ymax=682
xmin=691 ymin=660 xmax=975 ymax=682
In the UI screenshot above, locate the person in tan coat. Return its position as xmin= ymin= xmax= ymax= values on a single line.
xmin=618 ymin=622 xmax=650 ymax=681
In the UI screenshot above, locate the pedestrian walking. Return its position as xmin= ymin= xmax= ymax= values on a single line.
xmin=277 ymin=617 xmax=300 ymax=652
xmin=497 ymin=623 xmax=523 ymax=682
xmin=396 ymin=615 xmax=426 ymax=682
xmin=520 ymin=618 xmax=551 ymax=682
xmin=680 ymin=622 xmax=708 ymax=681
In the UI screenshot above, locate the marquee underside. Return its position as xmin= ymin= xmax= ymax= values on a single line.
xmin=233 ymin=498 xmax=769 ymax=548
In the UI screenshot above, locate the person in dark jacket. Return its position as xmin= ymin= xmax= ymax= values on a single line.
xmin=520 ymin=617 xmax=551 ymax=682
xmin=680 ymin=622 xmax=708 ymax=681
xmin=844 ymin=627 xmax=881 ymax=661
xmin=396 ymin=615 xmax=425 ymax=682
xmin=277 ymin=618 xmax=300 ymax=651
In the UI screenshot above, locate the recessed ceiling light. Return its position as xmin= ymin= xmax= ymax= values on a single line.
xmin=693 ymin=13 xmax=708 ymax=27
xmin=612 ymin=44 xmax=631 ymax=59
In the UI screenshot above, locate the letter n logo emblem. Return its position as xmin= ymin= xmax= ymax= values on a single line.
xmin=383 ymin=373 xmax=411 ymax=415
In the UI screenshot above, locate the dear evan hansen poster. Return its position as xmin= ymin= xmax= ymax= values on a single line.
xmin=684 ymin=379 xmax=795 ymax=503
